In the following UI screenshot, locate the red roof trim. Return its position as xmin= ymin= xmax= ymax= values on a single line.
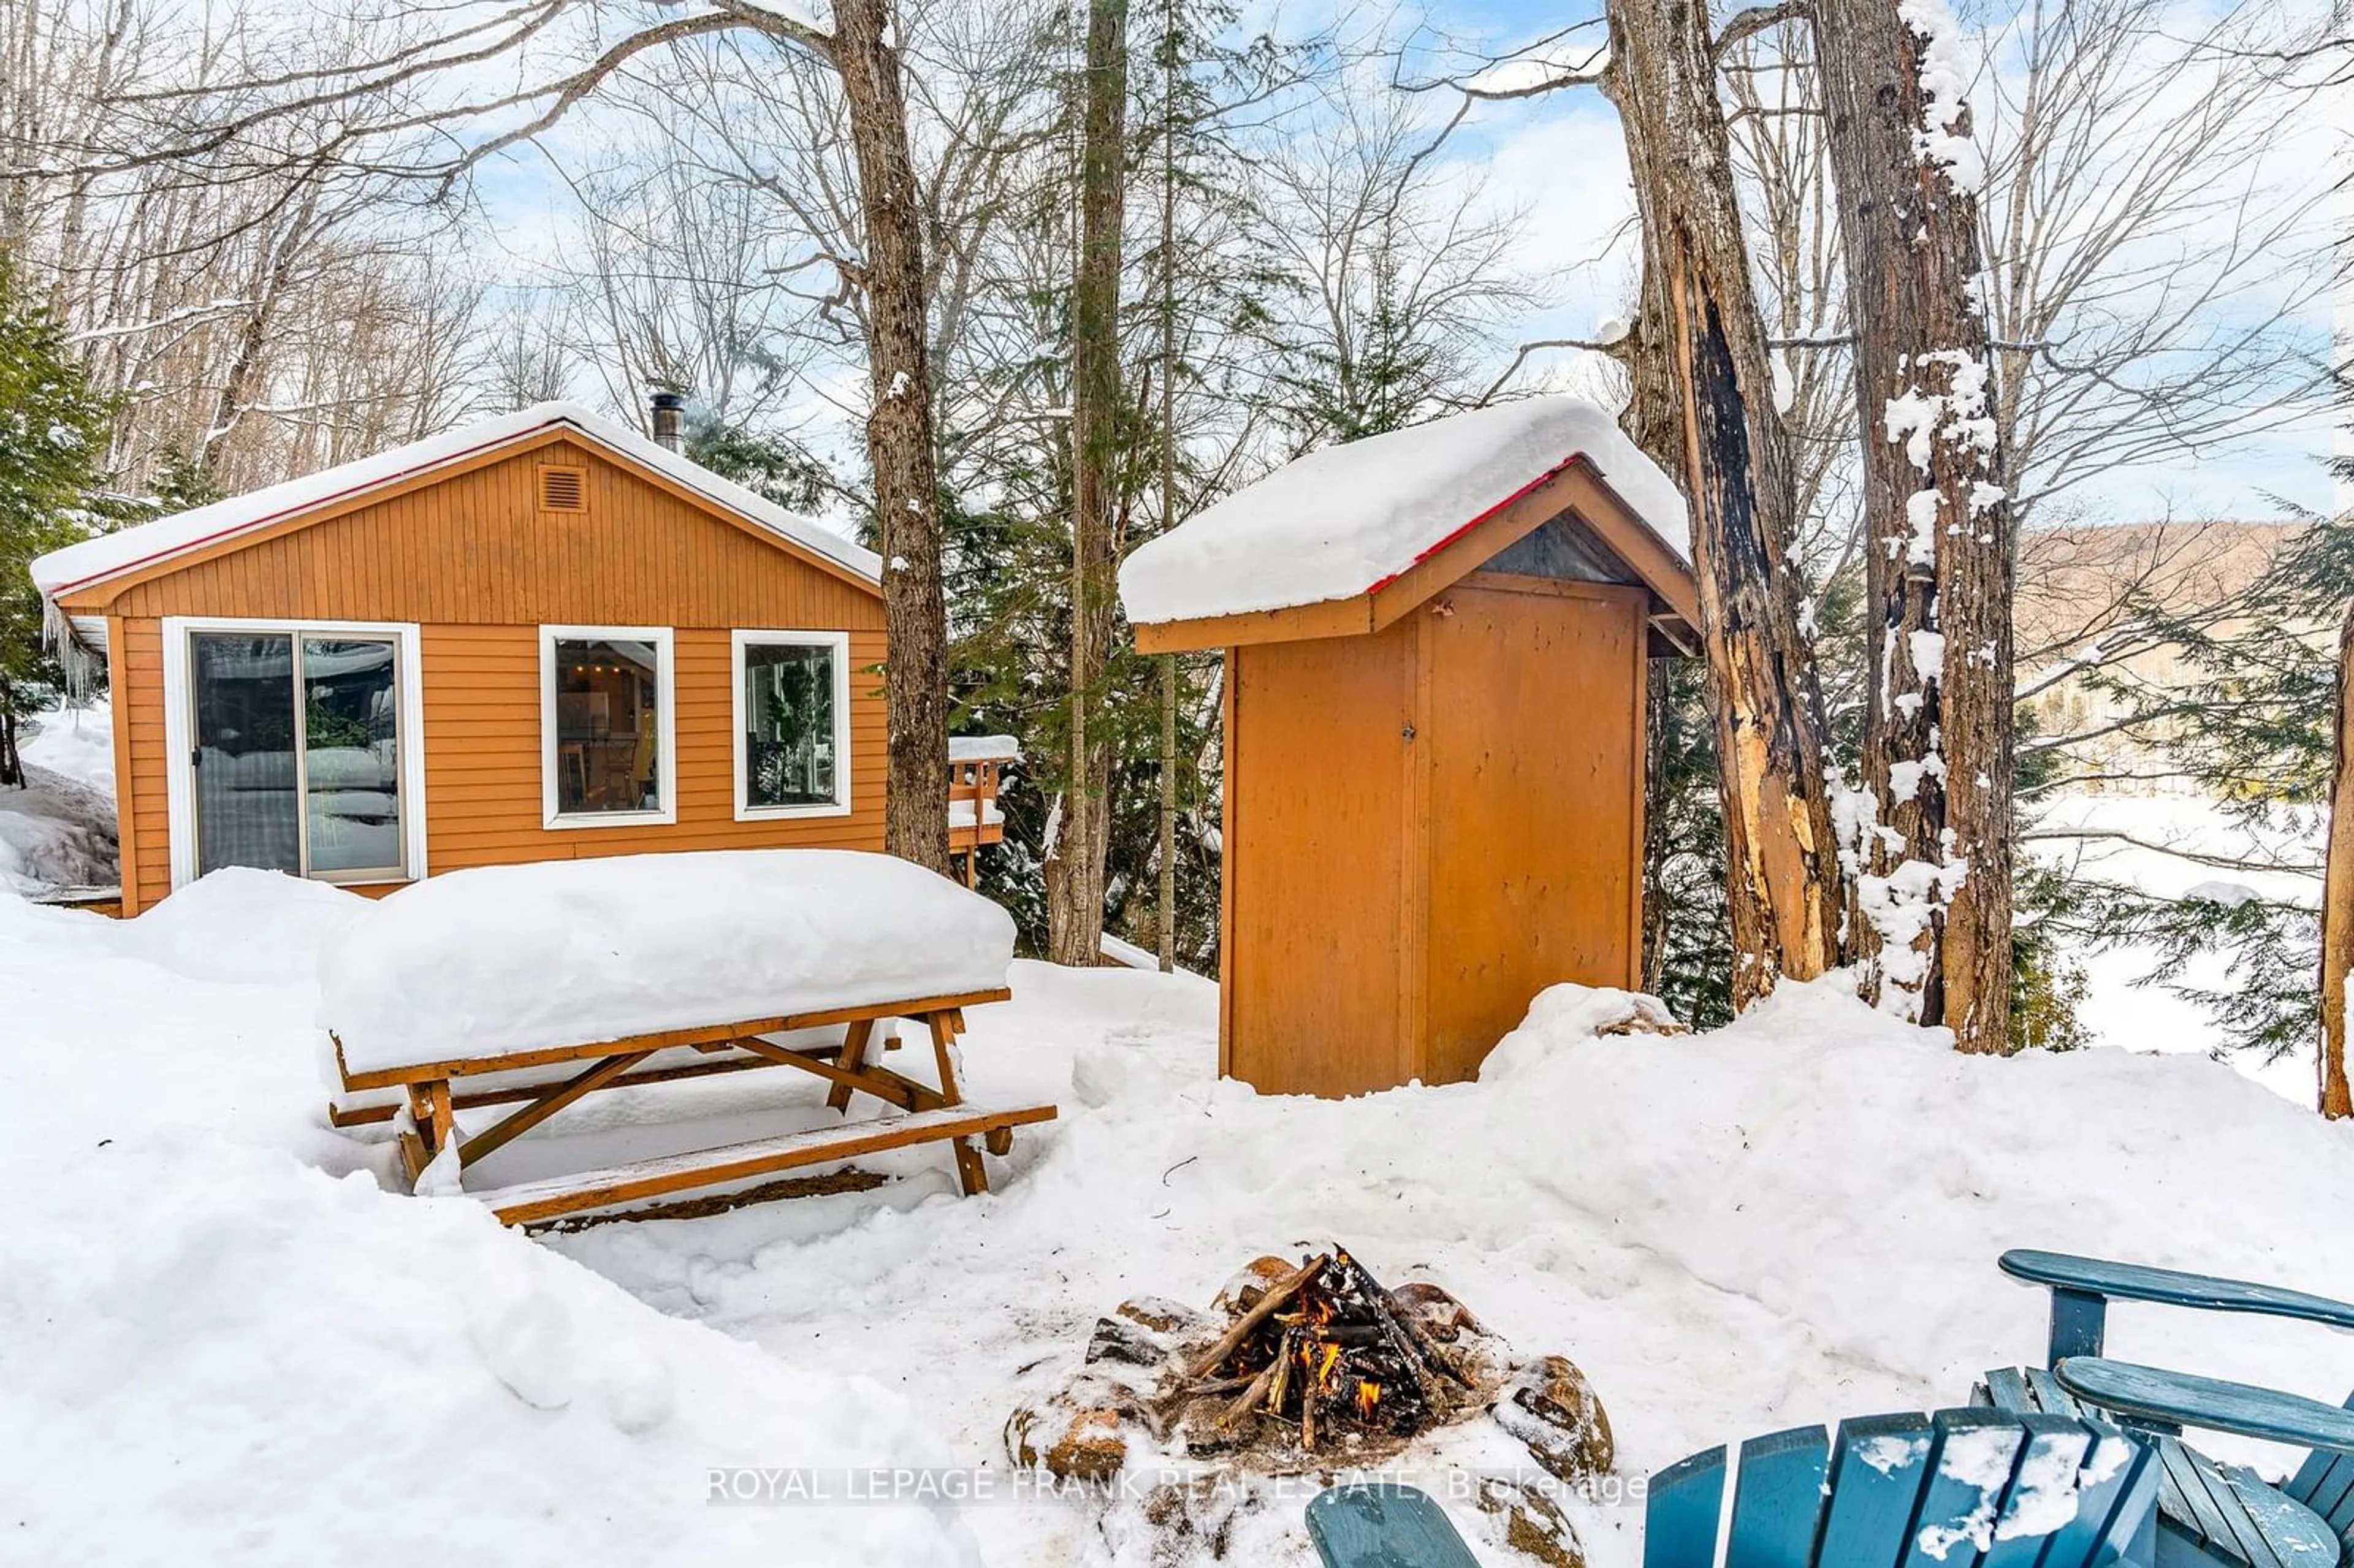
xmin=1358 ymin=455 xmax=1580 ymax=599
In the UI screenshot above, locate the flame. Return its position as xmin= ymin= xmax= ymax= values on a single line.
xmin=1356 ymin=1379 xmax=1383 ymax=1419
xmin=1315 ymin=1342 xmax=1343 ymax=1390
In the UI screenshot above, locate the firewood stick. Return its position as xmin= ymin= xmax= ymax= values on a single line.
xmin=1301 ymin=1368 xmax=1320 ymax=1451
xmin=1217 ymin=1361 xmax=1278 ymax=1428
xmin=1184 ymin=1254 xmax=1330 ymax=1379
xmin=1334 ymin=1250 xmax=1436 ymax=1384
xmin=1186 ymin=1372 xmax=1257 ymax=1396
xmin=1267 ymin=1326 xmax=1298 ymax=1418
xmin=1336 ymin=1249 xmax=1469 ymax=1390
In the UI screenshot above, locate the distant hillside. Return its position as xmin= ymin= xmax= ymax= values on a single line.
xmin=2017 ymin=520 xmax=2320 ymax=795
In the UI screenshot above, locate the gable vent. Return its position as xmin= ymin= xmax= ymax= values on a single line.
xmin=538 ymin=465 xmax=587 ymax=513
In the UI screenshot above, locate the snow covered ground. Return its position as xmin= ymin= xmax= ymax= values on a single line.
xmin=6 ymin=866 xmax=2354 ymax=1567
xmin=0 ymin=697 xmax=118 ymax=893
xmin=2028 ymin=793 xmax=2325 ymax=1103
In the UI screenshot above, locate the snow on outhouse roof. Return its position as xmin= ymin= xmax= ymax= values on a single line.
xmin=1118 ymin=396 xmax=1689 ymax=627
xmin=29 ymin=401 xmax=881 ymax=607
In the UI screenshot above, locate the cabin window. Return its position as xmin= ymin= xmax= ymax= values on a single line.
xmin=540 ymin=625 xmax=677 ymax=828
xmin=163 ymin=618 xmax=423 ymax=890
xmin=731 ymin=630 xmax=851 ymax=820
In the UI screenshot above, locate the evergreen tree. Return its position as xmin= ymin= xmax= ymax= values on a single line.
xmin=1645 ymin=660 xmax=1734 ymax=1029
xmin=935 ymin=0 xmax=1283 ymax=969
xmin=682 ymin=421 xmax=831 ymax=516
xmin=2027 ymin=511 xmax=2352 ymax=1065
xmin=0 ymin=269 xmax=116 ymax=786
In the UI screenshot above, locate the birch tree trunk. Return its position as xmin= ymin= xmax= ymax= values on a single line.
xmin=1813 ymin=0 xmax=2016 ymax=1049
xmin=1043 ymin=0 xmax=1129 ymax=964
xmin=834 ymin=0 xmax=953 ymax=875
xmin=2320 ymin=604 xmax=2354 ymax=1117
xmin=1603 ymin=0 xmax=1846 ymax=1008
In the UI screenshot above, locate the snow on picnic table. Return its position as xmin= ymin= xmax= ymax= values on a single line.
xmin=319 ymin=848 xmax=1015 ymax=1075
xmin=7 ymin=866 xmax=2354 ymax=1567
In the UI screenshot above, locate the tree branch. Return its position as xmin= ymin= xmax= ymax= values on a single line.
xmin=1715 ymin=1 xmax=1812 ymax=61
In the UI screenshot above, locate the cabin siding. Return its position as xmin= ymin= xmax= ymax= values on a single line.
xmin=86 ymin=438 xmax=886 ymax=915
xmin=1219 ymin=578 xmax=1651 ymax=1097
xmin=412 ymin=625 xmax=886 ymax=871
xmin=96 ymin=440 xmax=883 ymax=633
xmin=117 ymin=617 xmax=169 ymax=908
xmin=1420 ymin=577 xmax=1647 ymax=1084
xmin=1225 ymin=625 xmax=1415 ymax=1097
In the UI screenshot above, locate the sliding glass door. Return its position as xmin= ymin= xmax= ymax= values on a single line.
xmin=188 ymin=629 xmax=407 ymax=883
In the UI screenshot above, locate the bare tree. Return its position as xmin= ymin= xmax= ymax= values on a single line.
xmin=3 ymin=0 xmax=485 ymax=497
xmin=1812 ymin=0 xmax=2016 ymax=1048
xmin=1252 ymin=83 xmax=1539 ymax=444
xmin=1975 ymin=0 xmax=2330 ymax=528
xmin=47 ymin=0 xmax=977 ymax=867
xmin=1041 ymin=0 xmax=1131 ymax=965
xmin=1394 ymin=8 xmax=1850 ymax=1008
xmin=2323 ymin=604 xmax=2354 ymax=1117
xmin=1603 ymin=0 xmax=1849 ymax=1007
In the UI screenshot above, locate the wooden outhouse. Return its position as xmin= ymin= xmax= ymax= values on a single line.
xmin=31 ymin=403 xmax=888 ymax=915
xmin=1120 ymin=397 xmax=1700 ymax=1097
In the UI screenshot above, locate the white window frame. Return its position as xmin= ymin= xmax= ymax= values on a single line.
xmin=161 ymin=615 xmax=429 ymax=893
xmin=731 ymin=628 xmax=853 ymax=823
xmin=539 ymin=624 xmax=679 ymax=829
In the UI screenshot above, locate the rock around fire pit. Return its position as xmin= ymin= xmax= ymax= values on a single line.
xmin=1006 ymin=1245 xmax=1613 ymax=1484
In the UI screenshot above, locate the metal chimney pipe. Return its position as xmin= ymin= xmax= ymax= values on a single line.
xmin=650 ymin=389 xmax=687 ymax=453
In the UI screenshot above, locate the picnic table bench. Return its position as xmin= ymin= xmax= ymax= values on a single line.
xmin=318 ymin=848 xmax=1057 ymax=1225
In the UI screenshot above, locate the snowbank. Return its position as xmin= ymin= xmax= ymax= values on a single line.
xmin=561 ymin=968 xmax=2354 ymax=1568
xmin=1118 ymin=396 xmax=1689 ymax=626
xmin=12 ymin=866 xmax=2354 ymax=1568
xmin=1 ymin=698 xmax=119 ymax=892
xmin=123 ymin=867 xmax=370 ymax=986
xmin=20 ymin=696 xmax=116 ymax=794
xmin=320 ymin=850 xmax=1017 ymax=1074
xmin=0 ymin=1132 xmax=978 ymax=1567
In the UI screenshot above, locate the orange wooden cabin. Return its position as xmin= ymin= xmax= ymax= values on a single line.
xmin=31 ymin=403 xmax=893 ymax=916
xmin=1120 ymin=398 xmax=1700 ymax=1098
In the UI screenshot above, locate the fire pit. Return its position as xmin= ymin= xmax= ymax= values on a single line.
xmin=1173 ymin=1247 xmax=1491 ymax=1456
xmin=1006 ymin=1243 xmax=1615 ymax=1562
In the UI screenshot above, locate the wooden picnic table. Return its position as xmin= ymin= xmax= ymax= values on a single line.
xmin=330 ymin=987 xmax=1056 ymax=1226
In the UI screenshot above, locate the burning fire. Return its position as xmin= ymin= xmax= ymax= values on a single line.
xmin=1181 ymin=1244 xmax=1477 ymax=1454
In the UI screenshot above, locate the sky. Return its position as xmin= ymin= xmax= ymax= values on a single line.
xmin=463 ymin=0 xmax=2343 ymax=529
xmin=1388 ymin=0 xmax=2345 ymax=525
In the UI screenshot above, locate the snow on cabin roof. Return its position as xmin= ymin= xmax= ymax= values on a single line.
xmin=29 ymin=401 xmax=882 ymax=606
xmin=1118 ymin=396 xmax=1690 ymax=627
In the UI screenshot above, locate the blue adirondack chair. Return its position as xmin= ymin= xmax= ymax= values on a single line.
xmin=1305 ymin=1408 xmax=2158 ymax=1568
xmin=1987 ymin=1247 xmax=2354 ymax=1568
xmin=1306 ymin=1485 xmax=1480 ymax=1568
xmin=1646 ymin=1407 xmax=2158 ymax=1568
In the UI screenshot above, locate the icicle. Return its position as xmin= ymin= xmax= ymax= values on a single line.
xmin=41 ymin=596 xmax=102 ymax=700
